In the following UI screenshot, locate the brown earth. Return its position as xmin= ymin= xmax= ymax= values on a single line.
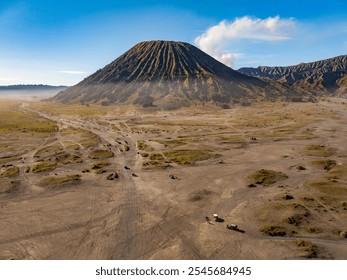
xmin=0 ymin=97 xmax=346 ymax=260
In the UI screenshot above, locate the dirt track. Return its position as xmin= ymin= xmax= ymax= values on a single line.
xmin=0 ymin=99 xmax=346 ymax=259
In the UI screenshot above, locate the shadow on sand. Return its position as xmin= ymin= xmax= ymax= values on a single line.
xmin=215 ymin=217 xmax=225 ymax=223
xmin=227 ymin=227 xmax=246 ymax=234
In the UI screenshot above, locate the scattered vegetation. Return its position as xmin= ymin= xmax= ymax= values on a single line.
xmin=149 ymin=153 xmax=164 ymax=160
xmin=0 ymin=104 xmax=59 ymax=162
xmin=80 ymin=134 xmax=101 ymax=148
xmin=326 ymin=162 xmax=347 ymax=179
xmin=215 ymin=135 xmax=247 ymax=148
xmin=0 ymin=109 xmax=57 ymax=135
xmin=32 ymin=162 xmax=57 ymax=173
xmin=301 ymin=145 xmax=336 ymax=157
xmin=29 ymin=102 xmax=102 ymax=117
xmin=257 ymin=201 xmax=312 ymax=238
xmin=153 ymin=139 xmax=186 ymax=148
xmin=300 ymin=196 xmax=316 ymax=204
xmin=285 ymin=214 xmax=305 ymax=226
xmin=34 ymin=144 xmax=63 ymax=158
xmin=163 ymin=149 xmax=220 ymax=165
xmin=307 ymin=179 xmax=347 ymax=196
xmin=54 ymin=152 xmax=83 ymax=165
xmin=294 ymin=240 xmax=319 ymax=259
xmin=91 ymin=161 xmax=111 ymax=169
xmin=89 ymin=149 xmax=114 ymax=159
xmin=38 ymin=174 xmax=81 ymax=187
xmin=0 ymin=166 xmax=19 ymax=177
xmin=137 ymin=140 xmax=154 ymax=151
xmin=66 ymin=144 xmax=80 ymax=150
xmin=119 ymin=144 xmax=130 ymax=152
xmin=60 ymin=129 xmax=102 ymax=148
xmin=306 ymin=162 xmax=347 ymax=198
xmin=106 ymin=172 xmax=118 ymax=180
xmin=248 ymin=169 xmax=288 ymax=186
xmin=94 ymin=169 xmax=106 ymax=174
xmin=310 ymin=159 xmax=337 ymax=171
xmin=260 ymin=225 xmax=287 ymax=236
xmin=305 ymin=227 xmax=323 ymax=234
xmin=142 ymin=160 xmax=171 ymax=169
xmin=81 ymin=138 xmax=100 ymax=148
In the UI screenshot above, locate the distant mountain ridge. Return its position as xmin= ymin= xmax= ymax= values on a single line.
xmin=238 ymin=54 xmax=347 ymax=96
xmin=52 ymin=40 xmax=300 ymax=109
xmin=0 ymin=84 xmax=67 ymax=91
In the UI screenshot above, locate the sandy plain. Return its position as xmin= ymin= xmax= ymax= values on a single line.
xmin=0 ymin=96 xmax=346 ymax=259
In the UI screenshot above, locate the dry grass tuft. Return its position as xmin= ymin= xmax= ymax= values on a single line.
xmin=32 ymin=162 xmax=57 ymax=173
xmin=163 ymin=149 xmax=220 ymax=165
xmin=149 ymin=153 xmax=164 ymax=161
xmin=310 ymin=159 xmax=337 ymax=171
xmin=91 ymin=161 xmax=110 ymax=169
xmin=0 ymin=166 xmax=19 ymax=177
xmin=248 ymin=169 xmax=288 ymax=186
xmin=137 ymin=140 xmax=154 ymax=151
xmin=260 ymin=225 xmax=287 ymax=236
xmin=142 ymin=160 xmax=171 ymax=169
xmin=307 ymin=179 xmax=347 ymax=196
xmin=301 ymin=145 xmax=336 ymax=157
xmin=89 ymin=149 xmax=114 ymax=159
xmin=38 ymin=174 xmax=81 ymax=187
xmin=294 ymin=240 xmax=320 ymax=259
xmin=327 ymin=163 xmax=347 ymax=179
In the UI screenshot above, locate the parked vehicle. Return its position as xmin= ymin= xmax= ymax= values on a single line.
xmin=226 ymin=224 xmax=238 ymax=230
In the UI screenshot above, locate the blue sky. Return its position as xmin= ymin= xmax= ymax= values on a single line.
xmin=1 ymin=0 xmax=347 ymax=85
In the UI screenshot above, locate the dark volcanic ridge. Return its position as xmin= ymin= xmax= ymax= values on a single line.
xmin=53 ymin=41 xmax=300 ymax=109
xmin=239 ymin=54 xmax=347 ymax=97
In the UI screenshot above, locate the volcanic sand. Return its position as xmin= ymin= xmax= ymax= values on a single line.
xmin=0 ymin=98 xmax=346 ymax=259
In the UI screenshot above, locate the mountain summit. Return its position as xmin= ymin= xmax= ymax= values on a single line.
xmin=53 ymin=41 xmax=291 ymax=108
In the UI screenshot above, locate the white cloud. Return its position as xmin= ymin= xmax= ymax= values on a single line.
xmin=57 ymin=71 xmax=87 ymax=75
xmin=195 ymin=16 xmax=296 ymax=67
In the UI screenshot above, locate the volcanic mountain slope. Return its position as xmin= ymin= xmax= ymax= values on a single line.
xmin=53 ymin=41 xmax=297 ymax=109
xmin=239 ymin=54 xmax=347 ymax=97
